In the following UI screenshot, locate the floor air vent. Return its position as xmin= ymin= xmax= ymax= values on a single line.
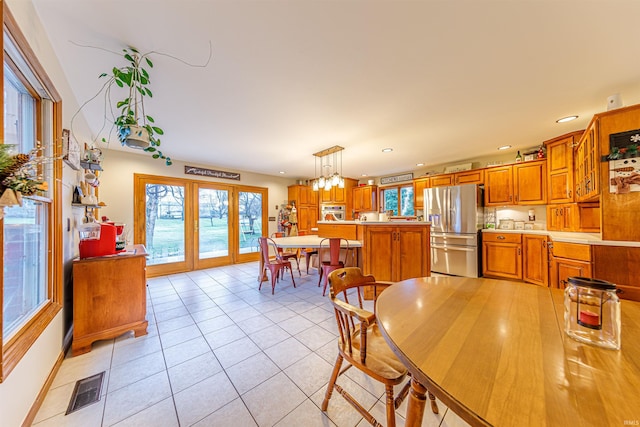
xmin=66 ymin=371 xmax=105 ymax=415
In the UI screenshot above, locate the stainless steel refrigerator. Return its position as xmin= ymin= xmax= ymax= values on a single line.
xmin=424 ymin=184 xmax=483 ymax=277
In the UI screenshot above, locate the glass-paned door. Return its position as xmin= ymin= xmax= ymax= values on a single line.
xmin=236 ymin=189 xmax=264 ymax=261
xmin=142 ymin=180 xmax=189 ymax=275
xmin=194 ymin=184 xmax=232 ymax=269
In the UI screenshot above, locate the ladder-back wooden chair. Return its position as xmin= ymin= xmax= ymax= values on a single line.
xmin=322 ymin=267 xmax=438 ymax=426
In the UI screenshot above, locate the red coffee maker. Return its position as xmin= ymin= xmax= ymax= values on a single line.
xmin=79 ymin=222 xmax=117 ymax=259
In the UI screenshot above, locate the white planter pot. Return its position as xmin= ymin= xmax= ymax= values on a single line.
xmin=123 ymin=125 xmax=150 ymax=149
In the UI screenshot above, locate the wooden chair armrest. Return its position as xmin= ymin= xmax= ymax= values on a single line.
xmin=332 ymin=298 xmax=376 ymax=325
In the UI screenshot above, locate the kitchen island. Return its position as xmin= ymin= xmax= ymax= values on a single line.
xmin=317 ymin=221 xmax=431 ymax=293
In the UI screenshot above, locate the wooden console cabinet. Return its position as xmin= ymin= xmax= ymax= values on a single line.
xmin=72 ymin=245 xmax=149 ymax=355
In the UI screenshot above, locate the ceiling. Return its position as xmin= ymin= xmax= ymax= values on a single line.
xmin=30 ymin=0 xmax=640 ymax=180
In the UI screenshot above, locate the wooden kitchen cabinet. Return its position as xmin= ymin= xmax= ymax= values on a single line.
xmin=361 ymin=224 xmax=430 ymax=283
xmin=574 ymin=119 xmax=599 ymax=202
xmin=545 ymin=131 xmax=583 ymax=203
xmin=288 ymin=184 xmax=319 ymax=233
xmin=352 ymin=185 xmax=377 ymax=212
xmin=522 ymin=234 xmax=549 ymax=286
xmin=482 ymin=232 xmax=522 ymax=279
xmin=546 ymin=202 xmax=600 ymax=232
xmin=548 ymin=241 xmax=592 ymax=289
xmin=413 ymin=177 xmax=430 ymax=210
xmin=485 ymin=160 xmax=546 ymax=206
xmin=430 ymin=174 xmax=454 ymax=187
xmin=319 ymin=178 xmax=357 ymax=218
xmin=592 ymin=245 xmax=640 ymax=302
xmin=72 ymin=245 xmax=148 ymax=356
xmin=454 ymin=169 xmax=484 ymax=185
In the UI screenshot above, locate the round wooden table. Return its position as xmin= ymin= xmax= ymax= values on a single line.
xmin=376 ymin=276 xmax=640 ymax=426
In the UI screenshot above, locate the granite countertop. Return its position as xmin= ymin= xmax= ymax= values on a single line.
xmin=481 ymin=228 xmax=640 ymax=247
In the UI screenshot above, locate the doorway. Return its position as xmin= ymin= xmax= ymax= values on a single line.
xmin=133 ymin=174 xmax=266 ymax=277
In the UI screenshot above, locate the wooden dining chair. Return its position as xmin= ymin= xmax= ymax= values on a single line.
xmin=317 ymin=238 xmax=349 ymax=296
xmin=298 ymin=230 xmax=318 ymax=274
xmin=271 ymin=232 xmax=301 ymax=276
xmin=322 ymin=267 xmax=438 ymax=426
xmin=258 ymin=237 xmax=296 ymax=294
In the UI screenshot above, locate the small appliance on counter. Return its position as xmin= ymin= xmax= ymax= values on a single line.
xmin=78 ymin=219 xmax=127 ymax=259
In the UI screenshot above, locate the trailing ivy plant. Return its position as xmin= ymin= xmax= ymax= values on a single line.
xmin=100 ymin=47 xmax=172 ymax=165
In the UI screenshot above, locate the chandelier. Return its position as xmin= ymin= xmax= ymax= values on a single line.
xmin=312 ymin=145 xmax=344 ymax=191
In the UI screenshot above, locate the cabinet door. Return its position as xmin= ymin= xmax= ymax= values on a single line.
xmin=546 ymin=205 xmax=561 ymax=231
xmin=413 ymin=177 xmax=430 ymax=209
xmin=550 ymin=257 xmax=591 ymax=289
xmin=482 ymin=241 xmax=522 ymax=279
xmin=320 ymin=187 xmax=333 ymax=203
xmin=485 ymin=166 xmax=513 ymax=206
xmin=361 ymin=186 xmax=373 ymax=211
xmin=333 ymin=186 xmax=346 ymax=203
xmin=430 ymin=174 xmax=454 ymax=187
xmin=352 ymin=187 xmax=363 ymax=211
xmin=514 ymin=160 xmax=547 ymax=205
xmin=547 ymin=136 xmax=574 ymax=203
xmin=523 ymin=234 xmax=549 ymax=286
xmin=575 ymin=121 xmax=599 ymax=202
xmin=396 ymin=226 xmax=429 ymax=280
xmin=455 ymin=169 xmax=484 ymax=185
xmin=364 ymin=226 xmax=395 ymax=281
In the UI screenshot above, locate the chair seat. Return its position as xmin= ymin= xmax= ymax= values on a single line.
xmin=339 ymin=324 xmax=408 ymax=383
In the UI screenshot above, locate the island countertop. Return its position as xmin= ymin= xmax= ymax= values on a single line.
xmin=317 ymin=220 xmax=431 ymax=226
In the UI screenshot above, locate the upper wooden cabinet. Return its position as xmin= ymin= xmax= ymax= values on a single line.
xmin=454 ymin=169 xmax=484 ymax=185
xmin=413 ymin=177 xmax=430 ymax=210
xmin=319 ymin=178 xmax=357 ymax=204
xmin=545 ymin=131 xmax=583 ymax=204
xmin=288 ymin=184 xmax=317 ymax=207
xmin=574 ymin=119 xmax=599 ymax=202
xmin=352 ymin=185 xmax=378 ymax=212
xmin=485 ymin=160 xmax=547 ymax=206
xmin=430 ymin=174 xmax=454 ymax=187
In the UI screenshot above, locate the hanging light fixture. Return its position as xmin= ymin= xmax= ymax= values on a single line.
xmin=311 ymin=145 xmax=344 ymax=191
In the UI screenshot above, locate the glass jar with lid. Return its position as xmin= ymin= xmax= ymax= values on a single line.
xmin=564 ymin=276 xmax=621 ymax=350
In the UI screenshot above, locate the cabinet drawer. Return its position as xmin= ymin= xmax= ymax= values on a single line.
xmin=482 ymin=232 xmax=521 ymax=243
xmin=317 ymin=223 xmax=357 ymax=240
xmin=550 ymin=241 xmax=591 ymax=261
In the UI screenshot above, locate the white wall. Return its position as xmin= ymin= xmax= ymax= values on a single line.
xmin=1 ymin=1 xmax=88 ymax=425
xmin=95 ymin=148 xmax=293 ymax=240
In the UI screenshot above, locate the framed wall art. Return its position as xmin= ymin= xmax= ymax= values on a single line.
xmin=62 ymin=129 xmax=81 ymax=170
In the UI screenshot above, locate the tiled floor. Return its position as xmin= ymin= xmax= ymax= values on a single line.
xmin=33 ymin=261 xmax=470 ymax=427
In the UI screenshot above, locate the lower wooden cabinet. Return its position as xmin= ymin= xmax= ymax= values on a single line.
xmin=482 ymin=233 xmax=522 ymax=280
xmin=548 ymin=241 xmax=591 ymax=289
xmin=523 ymin=234 xmax=549 ymax=286
xmin=547 ymin=202 xmax=600 ymax=232
xmin=592 ymin=245 xmax=640 ymax=302
xmin=72 ymin=245 xmax=149 ymax=356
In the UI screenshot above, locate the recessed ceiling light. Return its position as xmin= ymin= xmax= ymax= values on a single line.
xmin=361 ymin=174 xmax=368 ymax=177
xmin=382 ymin=148 xmax=393 ymax=153
xmin=279 ymin=171 xmax=285 ymax=174
xmin=498 ymin=145 xmax=512 ymax=150
xmin=556 ymin=115 xmax=578 ymax=123
xmin=416 ymin=163 xmax=424 ymax=166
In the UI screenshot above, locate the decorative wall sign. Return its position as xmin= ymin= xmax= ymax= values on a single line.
xmin=380 ymin=173 xmax=414 ymax=185
xmin=184 ymin=166 xmax=241 ymax=180
xmin=607 ymin=128 xmax=640 ymax=160
xmin=62 ymin=129 xmax=81 ymax=170
xmin=607 ymin=129 xmax=640 ymax=194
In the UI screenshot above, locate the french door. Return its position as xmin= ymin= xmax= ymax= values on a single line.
xmin=134 ymin=174 xmax=266 ymax=277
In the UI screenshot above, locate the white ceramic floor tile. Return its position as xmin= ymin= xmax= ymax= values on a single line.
xmin=111 ymin=397 xmax=178 ymax=427
xmin=107 ymin=351 xmax=166 ymax=393
xmin=167 ymin=351 xmax=223 ymax=393
xmin=310 ymin=374 xmax=378 ymax=427
xmin=242 ymin=372 xmax=307 ymax=427
xmin=300 ymin=306 xmax=334 ymax=324
xmin=214 ymin=336 xmax=261 ymax=369
xmin=197 ymin=314 xmax=236 ymax=335
xmin=32 ymin=398 xmax=105 ymax=427
xmin=162 ymin=336 xmax=211 ymax=368
xmin=248 ymin=324 xmax=291 ymax=350
xmin=173 ymin=371 xmax=239 ymax=426
xmin=294 ymin=325 xmax=337 ymax=351
xmin=264 ymin=337 xmax=312 ymax=370
xmin=236 ymin=315 xmax=275 ymax=335
xmin=277 ymin=315 xmax=315 ymax=335
xmin=155 ymin=314 xmax=195 ymax=335
xmin=33 ymin=380 xmax=77 ymax=423
xmin=203 ymin=324 xmax=247 ymax=349
xmin=191 ymin=397 xmax=258 ymax=427
xmin=274 ymin=399 xmax=336 ymax=427
xmin=283 ymin=352 xmax=333 ymax=397
xmin=159 ymin=324 xmax=203 ymax=348
xmin=102 ymin=371 xmax=172 ymax=426
xmin=226 ymin=351 xmax=281 ymax=395
xmin=111 ymin=335 xmax=163 ymax=367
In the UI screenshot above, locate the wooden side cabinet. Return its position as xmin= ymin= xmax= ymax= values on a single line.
xmin=523 ymin=234 xmax=549 ymax=286
xmin=548 ymin=241 xmax=591 ymax=289
xmin=482 ymin=232 xmax=522 ymax=279
xmin=72 ymin=245 xmax=149 ymax=355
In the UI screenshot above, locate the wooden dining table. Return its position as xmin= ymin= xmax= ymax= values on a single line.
xmin=376 ymin=276 xmax=640 ymax=427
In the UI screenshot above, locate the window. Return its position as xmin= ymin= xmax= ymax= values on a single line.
xmin=381 ymin=185 xmax=414 ymax=216
xmin=1 ymin=5 xmax=62 ymax=381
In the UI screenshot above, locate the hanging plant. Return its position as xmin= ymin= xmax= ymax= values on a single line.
xmin=100 ymin=47 xmax=171 ymax=165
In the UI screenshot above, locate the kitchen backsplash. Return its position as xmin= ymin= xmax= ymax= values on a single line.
xmin=486 ymin=206 xmax=547 ymax=230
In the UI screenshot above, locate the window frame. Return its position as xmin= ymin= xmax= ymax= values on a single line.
xmin=379 ymin=183 xmax=415 ymax=217
xmin=1 ymin=4 xmax=63 ymax=382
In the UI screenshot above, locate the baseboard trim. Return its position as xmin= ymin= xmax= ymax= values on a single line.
xmin=22 ymin=327 xmax=73 ymax=427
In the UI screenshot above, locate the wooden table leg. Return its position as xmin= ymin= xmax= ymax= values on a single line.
xmin=405 ymin=377 xmax=427 ymax=427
